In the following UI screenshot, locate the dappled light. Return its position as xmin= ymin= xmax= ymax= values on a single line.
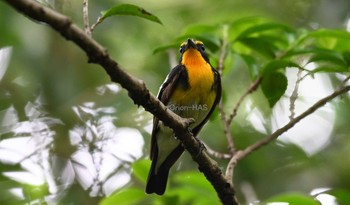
xmin=273 ymin=70 xmax=335 ymax=155
xmin=0 ymin=82 xmax=144 ymax=201
xmin=70 ymin=102 xmax=144 ymax=196
xmin=0 ymin=47 xmax=11 ymax=81
xmin=247 ymin=69 xmax=336 ymax=155
xmin=311 ymin=188 xmax=338 ymax=205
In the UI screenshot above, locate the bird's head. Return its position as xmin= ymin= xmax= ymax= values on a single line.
xmin=179 ymin=39 xmax=210 ymax=65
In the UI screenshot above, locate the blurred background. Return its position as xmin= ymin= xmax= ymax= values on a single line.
xmin=0 ymin=0 xmax=350 ymax=204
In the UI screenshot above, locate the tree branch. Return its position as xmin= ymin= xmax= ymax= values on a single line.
xmin=217 ymin=24 xmax=228 ymax=74
xmin=219 ymin=101 xmax=236 ymax=154
xmin=227 ymin=77 xmax=262 ymax=125
xmin=2 ymin=0 xmax=238 ymax=204
xmin=217 ymin=25 xmax=236 ymax=155
xmin=204 ymin=142 xmax=232 ymax=159
xmin=220 ymin=76 xmax=261 ymax=186
xmin=90 ymin=16 xmax=103 ymax=33
xmin=233 ymin=84 xmax=350 ymax=162
xmin=83 ymin=0 xmax=91 ymax=36
xmin=289 ymin=69 xmax=302 ymax=120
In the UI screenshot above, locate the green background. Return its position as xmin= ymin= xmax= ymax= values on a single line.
xmin=1 ymin=0 xmax=350 ymax=204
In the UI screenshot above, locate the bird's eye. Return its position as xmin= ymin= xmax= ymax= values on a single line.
xmin=199 ymin=45 xmax=205 ymax=52
xmin=179 ymin=47 xmax=184 ymax=53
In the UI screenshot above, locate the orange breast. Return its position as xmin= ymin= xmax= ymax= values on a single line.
xmin=168 ymin=48 xmax=216 ymax=126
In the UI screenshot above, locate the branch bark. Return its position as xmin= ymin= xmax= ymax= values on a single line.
xmin=2 ymin=0 xmax=238 ymax=204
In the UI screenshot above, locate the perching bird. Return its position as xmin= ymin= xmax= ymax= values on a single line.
xmin=146 ymin=39 xmax=221 ymax=195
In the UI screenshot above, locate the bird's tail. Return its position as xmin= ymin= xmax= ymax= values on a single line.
xmin=145 ymin=142 xmax=184 ymax=195
xmin=145 ymin=162 xmax=169 ymax=195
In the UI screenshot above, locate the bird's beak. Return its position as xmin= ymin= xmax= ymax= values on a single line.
xmin=186 ymin=38 xmax=196 ymax=49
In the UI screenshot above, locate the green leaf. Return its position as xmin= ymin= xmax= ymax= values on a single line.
xmin=99 ymin=188 xmax=146 ymax=205
xmin=155 ymin=195 xmax=181 ymax=205
xmin=236 ymin=37 xmax=276 ymax=59
xmin=228 ymin=16 xmax=270 ymax=41
xmin=308 ymin=29 xmax=350 ymax=40
xmin=101 ymin=4 xmax=162 ymax=24
xmin=182 ymin=24 xmax=218 ymax=36
xmin=284 ymin=48 xmax=350 ymax=71
xmin=296 ymin=29 xmax=350 ymax=50
xmin=342 ymin=51 xmax=350 ymax=66
xmin=264 ymin=192 xmax=321 ymax=205
xmin=308 ymin=57 xmax=349 ymax=73
xmin=239 ymin=54 xmax=259 ymax=79
xmin=286 ymin=49 xmax=350 ymax=73
xmin=307 ymin=52 xmax=350 ymax=73
xmin=176 ymin=34 xmax=221 ymax=53
xmin=283 ymin=48 xmax=331 ymax=58
xmin=220 ymin=49 xmax=235 ymax=76
xmin=172 ymin=171 xmax=214 ymax=192
xmin=312 ymin=64 xmax=349 ymax=73
xmin=23 ymin=183 xmax=49 ymax=201
xmin=235 ymin=22 xmax=293 ymax=40
xmin=0 ymin=180 xmax=22 ymax=203
xmin=308 ymin=50 xmax=347 ymax=66
xmin=170 ymin=171 xmax=218 ymax=205
xmin=131 ymin=159 xmax=150 ymax=184
xmin=194 ymin=35 xmax=221 ymax=52
xmin=261 ymin=72 xmax=288 ymax=107
xmin=153 ymin=43 xmax=179 ymax=54
xmin=263 ymin=60 xmax=300 ymax=74
xmin=326 ymin=189 xmax=350 ymax=205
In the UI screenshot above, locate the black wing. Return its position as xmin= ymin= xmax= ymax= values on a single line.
xmin=150 ymin=65 xmax=186 ymax=159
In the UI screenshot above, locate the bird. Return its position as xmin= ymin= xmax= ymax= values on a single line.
xmin=145 ymin=38 xmax=222 ymax=195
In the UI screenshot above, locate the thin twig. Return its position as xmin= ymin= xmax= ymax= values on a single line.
xmin=223 ymin=77 xmax=262 ymax=184
xmin=203 ymin=142 xmax=232 ymax=159
xmin=289 ymin=69 xmax=302 ymax=120
xmin=227 ymin=77 xmax=262 ymax=125
xmin=217 ymin=24 xmax=237 ymax=155
xmin=83 ymin=0 xmax=91 ymax=36
xmin=219 ymin=101 xmax=236 ymax=154
xmin=90 ymin=16 xmax=103 ymax=33
xmin=217 ymin=24 xmax=229 ymax=74
xmin=340 ymin=74 xmax=350 ymax=87
xmin=225 ymin=152 xmax=239 ymax=184
xmin=233 ymin=84 xmax=350 ymax=162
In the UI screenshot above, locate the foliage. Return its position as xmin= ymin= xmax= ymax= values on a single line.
xmin=1 ymin=0 xmax=350 ymax=205
xmin=100 ymin=4 xmax=162 ymax=25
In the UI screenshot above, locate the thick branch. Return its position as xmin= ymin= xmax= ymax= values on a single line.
xmin=2 ymin=0 xmax=238 ymax=204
